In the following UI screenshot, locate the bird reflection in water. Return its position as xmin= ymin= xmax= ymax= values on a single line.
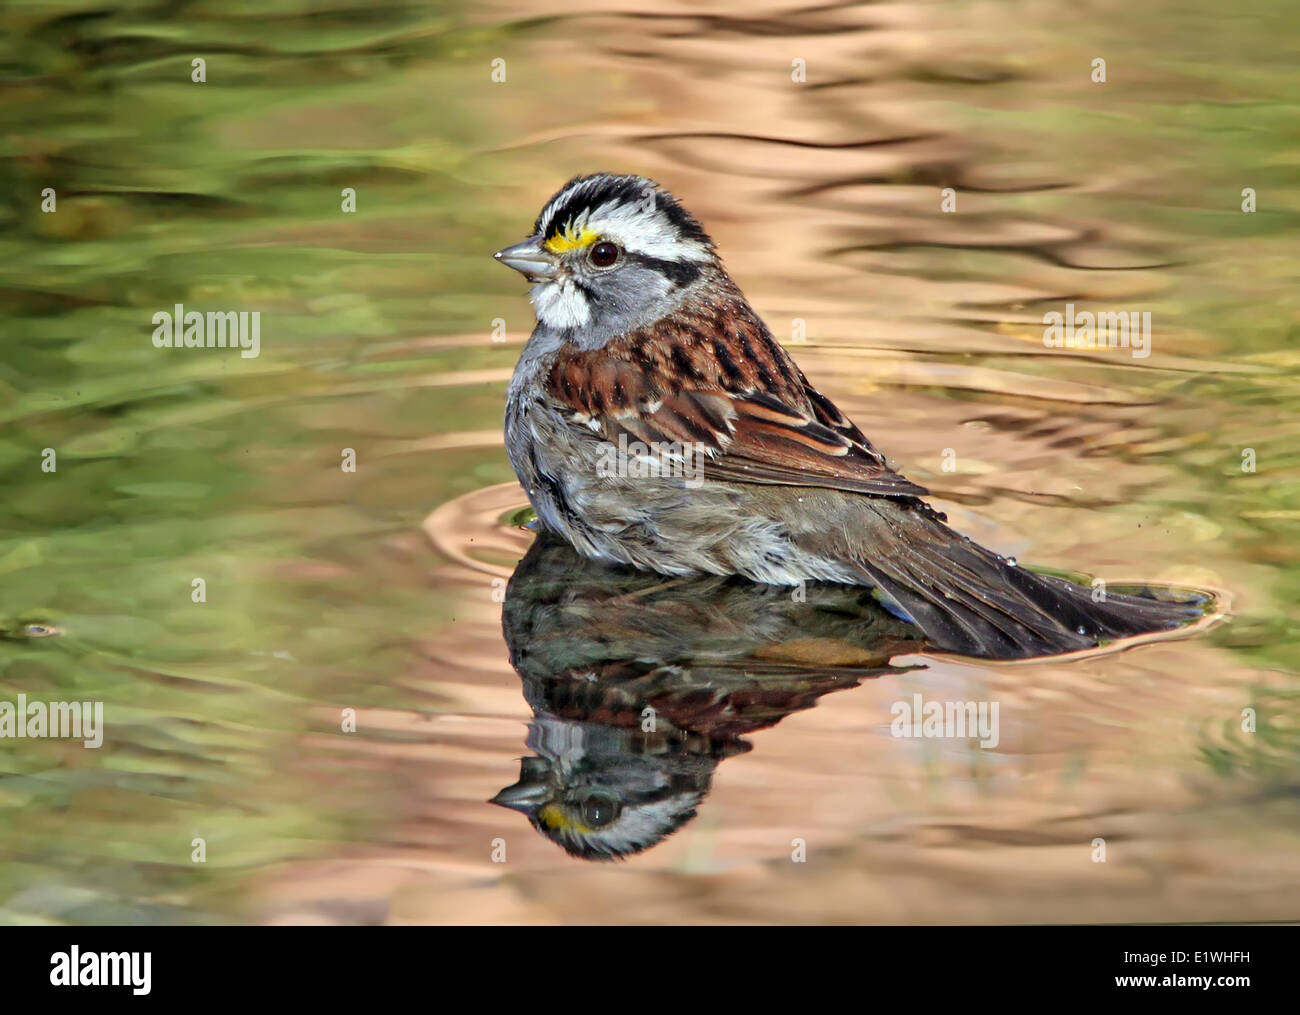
xmin=491 ymin=533 xmax=928 ymax=860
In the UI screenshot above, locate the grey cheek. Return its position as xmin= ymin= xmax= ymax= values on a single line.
xmin=568 ymin=268 xmax=683 ymax=348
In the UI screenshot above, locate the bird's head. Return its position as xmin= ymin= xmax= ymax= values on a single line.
xmin=489 ymin=717 xmax=711 ymax=861
xmin=493 ymin=173 xmax=719 ymax=344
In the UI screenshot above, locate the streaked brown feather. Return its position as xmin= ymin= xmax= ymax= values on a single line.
xmin=545 ymin=293 xmax=928 ymax=499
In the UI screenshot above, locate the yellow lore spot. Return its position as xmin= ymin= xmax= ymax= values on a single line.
xmin=538 ymin=803 xmax=591 ymax=834
xmin=544 ymin=224 xmax=599 ymax=253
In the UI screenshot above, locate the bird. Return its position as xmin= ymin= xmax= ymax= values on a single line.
xmin=491 ymin=532 xmax=917 ymax=859
xmin=493 ymin=172 xmax=1208 ymax=660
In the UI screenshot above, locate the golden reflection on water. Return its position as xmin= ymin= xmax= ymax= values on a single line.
xmin=248 ymin=2 xmax=1300 ymax=922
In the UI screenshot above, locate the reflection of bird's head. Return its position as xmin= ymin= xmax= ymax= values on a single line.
xmin=491 ymin=718 xmax=711 ymax=861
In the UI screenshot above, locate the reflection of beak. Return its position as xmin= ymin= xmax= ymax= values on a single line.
xmin=493 ymin=236 xmax=557 ymax=281
xmin=490 ymin=780 xmax=550 ymax=815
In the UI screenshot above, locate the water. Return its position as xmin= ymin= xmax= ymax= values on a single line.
xmin=1 ymin=0 xmax=1298 ymax=924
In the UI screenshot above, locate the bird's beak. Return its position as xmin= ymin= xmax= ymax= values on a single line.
xmin=493 ymin=236 xmax=557 ymax=281
xmin=490 ymin=780 xmax=550 ymax=815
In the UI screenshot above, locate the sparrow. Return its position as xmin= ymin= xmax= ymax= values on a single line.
xmin=494 ymin=173 xmax=1207 ymax=660
xmin=491 ymin=533 xmax=917 ymax=859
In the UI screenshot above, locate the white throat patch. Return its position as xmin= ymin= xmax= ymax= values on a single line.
xmin=531 ymin=277 xmax=592 ymax=330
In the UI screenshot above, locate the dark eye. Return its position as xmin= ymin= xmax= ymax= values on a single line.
xmin=581 ymin=795 xmax=621 ymax=828
xmin=589 ymin=241 xmax=619 ymax=268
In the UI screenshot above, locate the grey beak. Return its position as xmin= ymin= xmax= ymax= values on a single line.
xmin=490 ymin=781 xmax=550 ymax=815
xmin=493 ymin=236 xmax=557 ymax=281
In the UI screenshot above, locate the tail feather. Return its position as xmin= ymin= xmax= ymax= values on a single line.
xmin=850 ymin=503 xmax=1209 ymax=659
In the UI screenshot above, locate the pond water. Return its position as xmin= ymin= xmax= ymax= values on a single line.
xmin=1 ymin=0 xmax=1298 ymax=923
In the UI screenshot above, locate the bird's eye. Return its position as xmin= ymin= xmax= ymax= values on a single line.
xmin=588 ymin=241 xmax=620 ymax=268
xmin=581 ymin=795 xmax=621 ymax=828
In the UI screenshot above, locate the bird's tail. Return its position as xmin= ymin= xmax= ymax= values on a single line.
xmin=849 ymin=501 xmax=1211 ymax=660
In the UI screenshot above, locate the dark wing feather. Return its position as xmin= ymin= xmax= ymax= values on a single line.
xmin=553 ymin=380 xmax=927 ymax=500
xmin=700 ymin=389 xmax=928 ymax=498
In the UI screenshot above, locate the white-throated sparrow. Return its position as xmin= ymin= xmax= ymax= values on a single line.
xmin=495 ymin=173 xmax=1207 ymax=659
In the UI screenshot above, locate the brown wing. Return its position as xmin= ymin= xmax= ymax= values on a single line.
xmin=545 ymin=294 xmax=928 ymax=500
